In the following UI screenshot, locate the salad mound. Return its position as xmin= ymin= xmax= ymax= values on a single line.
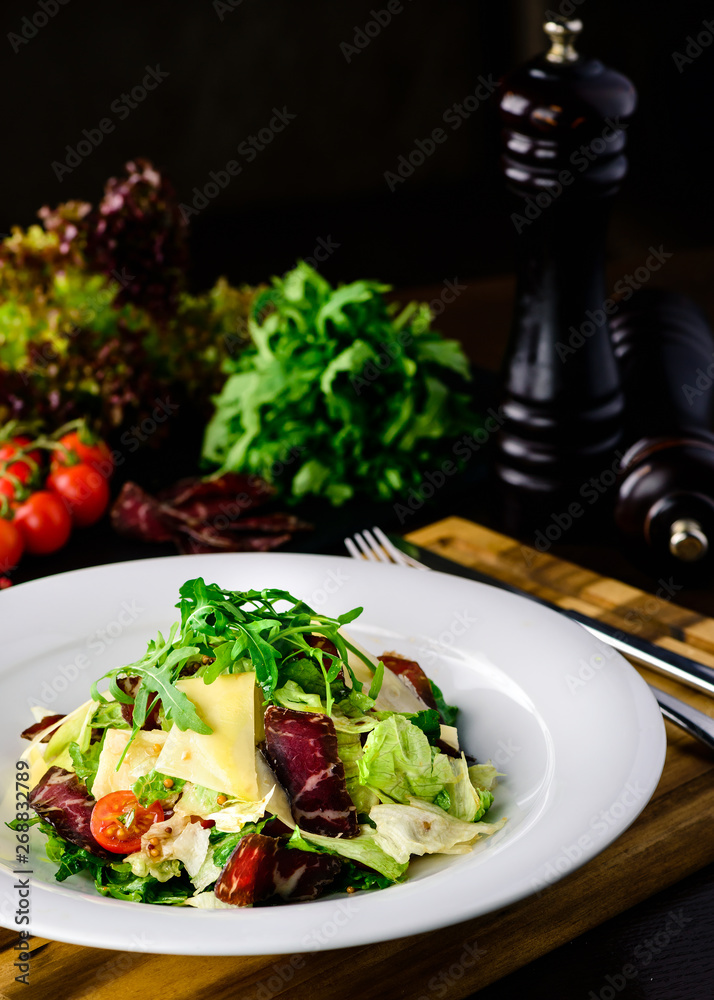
xmin=20 ymin=579 xmax=505 ymax=907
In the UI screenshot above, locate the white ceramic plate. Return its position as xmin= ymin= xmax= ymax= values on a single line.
xmin=0 ymin=553 xmax=665 ymax=955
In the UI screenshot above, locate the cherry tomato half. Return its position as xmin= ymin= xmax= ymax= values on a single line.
xmin=0 ymin=518 xmax=23 ymax=574
xmin=14 ymin=491 xmax=72 ymax=555
xmin=90 ymin=791 xmax=164 ymax=854
xmin=51 ymin=431 xmax=113 ymax=477
xmin=47 ymin=463 xmax=110 ymax=527
xmin=0 ymin=436 xmax=42 ymax=501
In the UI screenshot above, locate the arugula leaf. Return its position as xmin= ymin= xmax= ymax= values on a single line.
xmin=201 ymin=261 xmax=476 ymax=506
xmin=429 ymin=680 xmax=459 ymax=727
xmin=401 ymin=708 xmax=441 ymax=739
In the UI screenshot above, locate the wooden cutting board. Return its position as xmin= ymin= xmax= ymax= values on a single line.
xmin=3 ymin=515 xmax=714 ymax=1000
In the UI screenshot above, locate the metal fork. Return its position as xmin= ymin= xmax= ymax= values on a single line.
xmin=344 ymin=527 xmax=714 ymax=751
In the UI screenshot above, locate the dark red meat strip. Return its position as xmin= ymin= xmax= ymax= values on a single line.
xmin=270 ymin=846 xmax=342 ymax=902
xmin=378 ymin=654 xmax=437 ymax=709
xmin=110 ymin=481 xmax=174 ymax=543
xmin=215 ymin=832 xmax=342 ymax=906
xmin=21 ymin=714 xmax=65 ymax=742
xmin=29 ymin=766 xmax=112 ymax=859
xmin=115 ymin=676 xmax=162 ymax=730
xmin=215 ymin=833 xmax=279 ymax=905
xmin=263 ymin=707 xmax=358 ymax=838
xmin=305 ymin=634 xmax=339 ymax=659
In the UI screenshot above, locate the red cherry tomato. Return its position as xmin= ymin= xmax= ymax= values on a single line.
xmin=0 ymin=518 xmax=23 ymax=573
xmin=14 ymin=491 xmax=72 ymax=555
xmin=51 ymin=431 xmax=113 ymax=477
xmin=0 ymin=436 xmax=42 ymax=501
xmin=46 ymin=463 xmax=110 ymax=527
xmin=90 ymin=791 xmax=164 ymax=854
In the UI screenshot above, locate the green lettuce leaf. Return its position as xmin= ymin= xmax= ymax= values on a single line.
xmin=287 ymin=826 xmax=408 ymax=882
xmin=273 ymin=680 xmax=324 ymax=713
xmin=132 ymin=770 xmax=186 ymax=807
xmin=68 ymin=740 xmax=104 ymax=796
xmin=337 ymin=732 xmax=379 ymax=815
xmin=357 ymin=715 xmax=454 ymax=805
xmin=370 ymin=798 xmax=507 ymax=864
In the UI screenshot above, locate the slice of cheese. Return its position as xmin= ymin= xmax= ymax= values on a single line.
xmin=155 ymin=673 xmax=259 ymax=801
xmin=341 ymin=631 xmax=425 ymax=713
xmin=93 ymin=729 xmax=168 ymax=800
xmin=255 ymin=750 xmax=294 ymax=829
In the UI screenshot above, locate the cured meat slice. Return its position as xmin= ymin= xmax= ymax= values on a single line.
xmin=378 ymin=654 xmax=437 ymax=709
xmin=272 ymin=846 xmax=341 ymax=902
xmin=305 ymin=634 xmax=339 ymax=659
xmin=115 ymin=676 xmax=162 ymax=730
xmin=215 ymin=833 xmax=279 ymax=905
xmin=263 ymin=707 xmax=358 ymax=838
xmin=215 ymin=832 xmax=342 ymax=906
xmin=20 ymin=714 xmax=65 ymax=742
xmin=29 ymin=766 xmax=112 ymax=859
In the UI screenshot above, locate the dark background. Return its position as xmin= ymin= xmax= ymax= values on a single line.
xmin=2 ymin=0 xmax=713 ymax=292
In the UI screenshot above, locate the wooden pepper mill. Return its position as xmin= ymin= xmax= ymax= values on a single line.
xmin=495 ymin=18 xmax=637 ymax=534
xmin=612 ymin=289 xmax=714 ymax=573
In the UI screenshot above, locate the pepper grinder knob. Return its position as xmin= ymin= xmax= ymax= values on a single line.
xmin=544 ymin=18 xmax=583 ymax=64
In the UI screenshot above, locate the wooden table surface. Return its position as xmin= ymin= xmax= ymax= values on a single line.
xmin=2 ymin=258 xmax=714 ymax=999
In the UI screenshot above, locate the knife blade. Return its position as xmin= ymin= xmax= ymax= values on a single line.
xmin=391 ymin=536 xmax=714 ymax=699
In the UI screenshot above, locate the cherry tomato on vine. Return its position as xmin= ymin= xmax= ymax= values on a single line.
xmin=0 ymin=518 xmax=23 ymax=573
xmin=0 ymin=436 xmax=42 ymax=501
xmin=90 ymin=791 xmax=164 ymax=854
xmin=51 ymin=431 xmax=113 ymax=477
xmin=14 ymin=491 xmax=72 ymax=555
xmin=46 ymin=463 xmax=110 ymax=527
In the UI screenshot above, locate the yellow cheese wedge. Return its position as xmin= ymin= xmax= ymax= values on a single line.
xmin=93 ymin=729 xmax=168 ymax=800
xmin=155 ymin=673 xmax=259 ymax=801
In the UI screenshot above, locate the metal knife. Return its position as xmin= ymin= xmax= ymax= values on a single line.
xmin=392 ymin=536 xmax=714 ymax=699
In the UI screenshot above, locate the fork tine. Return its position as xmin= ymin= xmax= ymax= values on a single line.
xmin=344 ymin=537 xmax=363 ymax=561
xmin=362 ymin=529 xmax=390 ymax=563
xmin=371 ymin=526 xmax=409 ymax=566
xmin=372 ymin=526 xmax=429 ymax=570
xmin=353 ymin=531 xmax=382 ymax=562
